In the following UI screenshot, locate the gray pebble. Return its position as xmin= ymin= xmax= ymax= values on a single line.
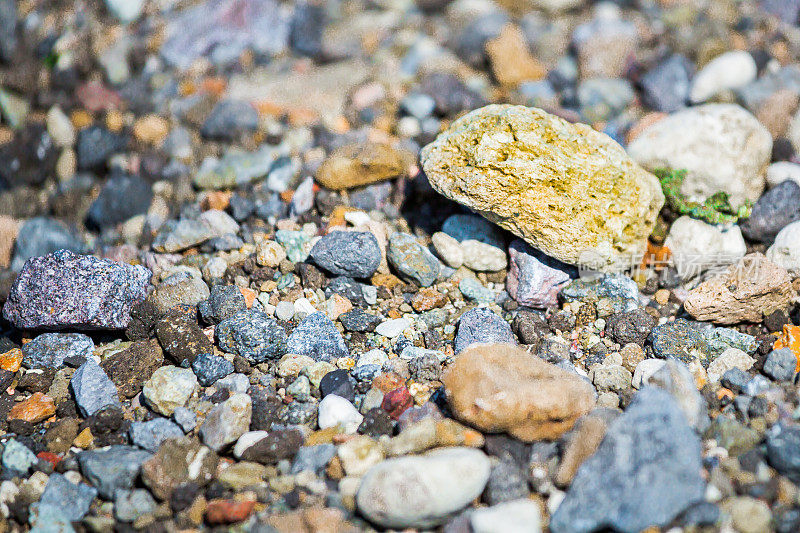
xmin=129 ymin=418 xmax=185 ymax=452
xmin=309 ymin=231 xmax=381 ymax=278
xmin=454 ymin=307 xmax=516 ymax=354
xmin=70 ymin=358 xmax=121 ymax=417
xmin=216 ymin=309 xmax=288 ymax=363
xmin=286 ymin=312 xmax=349 ymax=361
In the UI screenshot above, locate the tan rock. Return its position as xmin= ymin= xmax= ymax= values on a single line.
xmin=684 ymin=253 xmax=793 ymax=324
xmin=486 ymin=24 xmax=546 ymax=87
xmin=421 ymin=104 xmax=664 ymax=271
xmin=134 ymin=115 xmax=170 ymax=145
xmin=555 ymin=412 xmax=609 ymax=486
xmin=316 ymin=142 xmax=412 ymax=190
xmin=756 ymin=89 xmax=799 ymax=139
xmin=0 ymin=216 xmax=19 ymax=268
xmin=442 ymin=344 xmax=596 ymax=441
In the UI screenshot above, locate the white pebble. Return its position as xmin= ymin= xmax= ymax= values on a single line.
xmin=275 ymin=301 xmax=295 ymax=321
xmin=375 ymin=318 xmax=413 ymax=338
xmin=233 ymin=431 xmax=270 ymax=459
xmin=293 ymin=297 xmax=318 ymax=317
xmin=344 ymin=211 xmax=371 ymax=226
xmin=318 ymin=394 xmax=363 ymax=433
xmin=766 ymin=162 xmax=800 ymax=188
xmin=690 ymin=51 xmax=757 ymax=103
xmin=357 ymin=349 xmax=389 ymax=367
xmin=767 ymin=220 xmax=800 ymax=277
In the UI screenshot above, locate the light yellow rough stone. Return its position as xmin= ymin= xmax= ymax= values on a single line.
xmin=421 ymin=104 xmax=664 ymax=271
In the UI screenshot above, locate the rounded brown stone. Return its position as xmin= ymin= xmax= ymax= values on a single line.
xmin=442 ymin=343 xmax=596 ymax=441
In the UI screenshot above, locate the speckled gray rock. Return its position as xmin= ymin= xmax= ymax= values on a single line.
xmin=387 ymin=232 xmax=441 ymax=287
xmin=37 ymin=472 xmax=97 ymax=522
xmin=3 ymin=249 xmax=151 ymax=330
xmin=286 ymin=312 xmax=349 ymax=361
xmin=550 ymin=387 xmax=705 ymax=533
xmin=560 ymin=274 xmax=639 ymax=313
xmin=454 ymin=307 xmax=516 ymax=354
xmin=78 ymin=445 xmax=152 ymax=499
xmin=309 ymin=231 xmax=381 ymax=278
xmin=22 ymin=332 xmax=94 ymax=368
xmin=70 ymin=358 xmax=122 ymax=417
xmin=191 ymin=352 xmax=235 ymax=386
xmin=649 ymin=318 xmax=758 ymax=368
xmin=216 ymin=310 xmax=287 ymax=363
xmin=129 ymin=418 xmax=185 ymax=452
xmin=198 ymin=284 xmax=247 ymax=324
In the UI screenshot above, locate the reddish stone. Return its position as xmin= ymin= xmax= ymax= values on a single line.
xmin=75 ymin=81 xmax=123 ymax=112
xmin=381 ymin=386 xmax=414 ymax=420
xmin=205 ymin=499 xmax=255 ymax=524
xmin=37 ymin=451 xmax=62 ymax=467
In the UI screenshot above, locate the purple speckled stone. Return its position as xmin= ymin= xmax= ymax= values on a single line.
xmin=3 ymin=249 xmax=152 ymax=330
xmin=506 ymin=239 xmax=576 ymax=308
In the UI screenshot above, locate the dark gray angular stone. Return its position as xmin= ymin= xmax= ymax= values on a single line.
xmin=191 ymin=352 xmax=235 ymax=386
xmin=86 ymin=172 xmax=153 ymax=230
xmin=454 ymin=307 xmax=516 ymax=354
xmin=339 ymin=307 xmax=381 ymax=332
xmin=198 ymin=284 xmax=247 ymax=324
xmin=291 ymin=443 xmax=336 ymax=474
xmin=3 ymin=249 xmax=152 ymax=330
xmin=285 ymin=312 xmax=349 ymax=362
xmin=78 ymin=445 xmax=152 ymax=499
xmin=309 ymin=231 xmax=381 ymax=278
xmin=71 ymin=358 xmax=121 ymax=417
xmin=550 ymin=387 xmax=705 ymax=533
xmin=216 ymin=310 xmax=287 ymax=363
xmin=77 ymin=125 xmax=126 ymax=171
xmin=740 ymin=180 xmax=800 ymax=243
xmin=639 ymin=54 xmax=693 ymax=113
xmin=22 ymin=333 xmax=94 ymax=369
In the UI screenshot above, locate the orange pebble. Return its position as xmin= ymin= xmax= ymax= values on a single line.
xmin=239 ymin=287 xmax=256 ymax=308
xmin=0 ymin=348 xmax=23 ymax=372
xmin=8 ymin=392 xmax=56 ymax=424
xmin=202 ymin=191 xmax=232 ymax=211
xmin=773 ymin=325 xmax=800 ymax=372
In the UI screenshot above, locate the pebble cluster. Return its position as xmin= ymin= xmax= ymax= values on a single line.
xmin=0 ymin=0 xmax=800 ymax=532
